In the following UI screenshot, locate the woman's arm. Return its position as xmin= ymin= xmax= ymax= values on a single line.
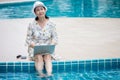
xmin=26 ymin=23 xmax=35 ymax=47
xmin=51 ymin=26 xmax=58 ymax=45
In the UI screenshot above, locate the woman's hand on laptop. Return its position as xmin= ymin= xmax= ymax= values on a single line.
xmin=30 ymin=42 xmax=35 ymax=48
xmin=51 ymin=40 xmax=57 ymax=45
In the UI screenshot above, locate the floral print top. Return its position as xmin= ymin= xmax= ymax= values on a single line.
xmin=26 ymin=19 xmax=58 ymax=57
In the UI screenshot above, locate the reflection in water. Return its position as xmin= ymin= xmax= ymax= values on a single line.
xmin=83 ymin=0 xmax=93 ymax=17
xmin=0 ymin=0 xmax=120 ymax=18
xmin=47 ymin=0 xmax=120 ymax=17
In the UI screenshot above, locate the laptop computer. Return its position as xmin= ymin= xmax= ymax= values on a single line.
xmin=34 ymin=45 xmax=55 ymax=55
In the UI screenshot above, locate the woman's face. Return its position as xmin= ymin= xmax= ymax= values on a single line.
xmin=34 ymin=6 xmax=46 ymax=18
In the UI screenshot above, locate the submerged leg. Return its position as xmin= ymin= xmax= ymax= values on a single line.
xmin=44 ymin=54 xmax=53 ymax=76
xmin=34 ymin=54 xmax=46 ymax=77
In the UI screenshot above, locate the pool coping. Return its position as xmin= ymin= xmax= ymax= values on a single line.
xmin=0 ymin=58 xmax=119 ymax=63
xmin=0 ymin=0 xmax=35 ymax=4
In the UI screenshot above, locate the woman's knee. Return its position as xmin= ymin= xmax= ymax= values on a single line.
xmin=34 ymin=54 xmax=43 ymax=62
xmin=43 ymin=54 xmax=52 ymax=62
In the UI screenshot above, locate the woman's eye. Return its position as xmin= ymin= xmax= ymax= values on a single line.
xmin=40 ymin=8 xmax=44 ymax=10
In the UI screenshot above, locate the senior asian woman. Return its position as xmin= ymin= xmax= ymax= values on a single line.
xmin=26 ymin=1 xmax=58 ymax=77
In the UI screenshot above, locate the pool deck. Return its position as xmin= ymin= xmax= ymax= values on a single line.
xmin=0 ymin=18 xmax=120 ymax=62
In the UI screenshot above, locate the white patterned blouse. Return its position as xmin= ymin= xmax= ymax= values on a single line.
xmin=26 ymin=19 xmax=58 ymax=58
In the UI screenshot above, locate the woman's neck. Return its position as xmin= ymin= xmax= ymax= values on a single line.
xmin=38 ymin=17 xmax=46 ymax=23
xmin=37 ymin=17 xmax=48 ymax=28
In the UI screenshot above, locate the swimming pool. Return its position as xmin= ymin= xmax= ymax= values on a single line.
xmin=0 ymin=0 xmax=120 ymax=19
xmin=0 ymin=58 xmax=120 ymax=80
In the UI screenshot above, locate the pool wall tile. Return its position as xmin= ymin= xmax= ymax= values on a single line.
xmin=79 ymin=60 xmax=85 ymax=72
xmin=52 ymin=65 xmax=58 ymax=73
xmin=112 ymin=62 xmax=117 ymax=70
xmin=105 ymin=61 xmax=111 ymax=71
xmin=71 ymin=63 xmax=78 ymax=72
xmin=92 ymin=60 xmax=98 ymax=63
xmin=92 ymin=63 xmax=98 ymax=72
xmin=72 ymin=61 xmax=78 ymax=64
xmin=79 ymin=61 xmax=84 ymax=64
xmin=52 ymin=61 xmax=58 ymax=65
xmin=85 ymin=61 xmax=91 ymax=72
xmin=79 ymin=64 xmax=84 ymax=73
xmin=22 ymin=62 xmax=28 ymax=66
xmin=58 ymin=64 xmax=65 ymax=72
xmin=99 ymin=59 xmax=104 ymax=63
xmin=8 ymin=62 xmax=14 ymax=65
xmin=118 ymin=62 xmax=120 ymax=69
xmin=22 ymin=66 xmax=29 ymax=72
xmin=7 ymin=66 xmax=14 ymax=72
xmin=58 ymin=61 xmax=64 ymax=65
xmin=15 ymin=62 xmax=21 ymax=66
xmin=99 ymin=61 xmax=104 ymax=71
xmin=118 ymin=59 xmax=120 ymax=62
xmin=65 ymin=64 xmax=72 ymax=72
xmin=0 ymin=62 xmax=6 ymax=65
xmin=112 ymin=59 xmax=117 ymax=62
xmin=30 ymin=62 xmax=34 ymax=66
xmin=0 ymin=66 xmax=6 ymax=73
xmin=29 ymin=66 xmax=36 ymax=73
xmin=15 ymin=66 xmax=21 ymax=72
xmin=0 ymin=58 xmax=120 ymax=73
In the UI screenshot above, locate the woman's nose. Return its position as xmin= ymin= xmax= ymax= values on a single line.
xmin=39 ymin=10 xmax=43 ymax=13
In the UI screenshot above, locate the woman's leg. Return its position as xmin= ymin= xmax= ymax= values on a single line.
xmin=34 ymin=54 xmax=45 ymax=77
xmin=43 ymin=54 xmax=52 ymax=76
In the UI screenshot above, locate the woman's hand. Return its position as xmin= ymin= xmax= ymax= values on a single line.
xmin=30 ymin=42 xmax=35 ymax=48
xmin=51 ymin=40 xmax=57 ymax=45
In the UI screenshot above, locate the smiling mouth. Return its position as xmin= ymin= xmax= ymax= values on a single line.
xmin=39 ymin=13 xmax=43 ymax=15
xmin=39 ymin=13 xmax=44 ymax=16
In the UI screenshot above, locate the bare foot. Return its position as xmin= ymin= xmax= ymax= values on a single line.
xmin=46 ymin=73 xmax=53 ymax=77
xmin=39 ymin=73 xmax=46 ymax=78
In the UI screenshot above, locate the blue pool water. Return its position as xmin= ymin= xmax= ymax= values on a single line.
xmin=0 ymin=0 xmax=120 ymax=19
xmin=0 ymin=58 xmax=120 ymax=80
xmin=0 ymin=71 xmax=120 ymax=80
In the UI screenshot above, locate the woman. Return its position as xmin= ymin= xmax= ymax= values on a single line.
xmin=26 ymin=1 xmax=58 ymax=77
